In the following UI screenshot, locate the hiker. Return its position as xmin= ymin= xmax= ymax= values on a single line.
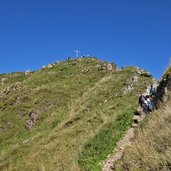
xmin=146 ymin=95 xmax=154 ymax=112
xmin=66 ymin=57 xmax=71 ymax=61
xmin=139 ymin=94 xmax=148 ymax=113
xmin=139 ymin=94 xmax=145 ymax=108
xmin=150 ymin=85 xmax=156 ymax=95
xmin=142 ymin=96 xmax=149 ymax=114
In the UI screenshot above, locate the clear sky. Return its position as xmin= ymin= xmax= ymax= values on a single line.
xmin=0 ymin=0 xmax=171 ymax=79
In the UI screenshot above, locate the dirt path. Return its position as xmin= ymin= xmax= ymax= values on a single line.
xmin=102 ymin=78 xmax=158 ymax=171
xmin=102 ymin=88 xmax=157 ymax=171
xmin=102 ymin=127 xmax=135 ymax=171
xmin=102 ymin=112 xmax=145 ymax=171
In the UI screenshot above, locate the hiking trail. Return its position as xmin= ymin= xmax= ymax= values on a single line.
xmin=102 ymin=114 xmax=145 ymax=171
xmin=102 ymin=82 xmax=158 ymax=171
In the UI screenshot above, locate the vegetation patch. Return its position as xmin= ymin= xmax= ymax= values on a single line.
xmin=0 ymin=58 xmax=153 ymax=171
xmin=78 ymin=108 xmax=135 ymax=171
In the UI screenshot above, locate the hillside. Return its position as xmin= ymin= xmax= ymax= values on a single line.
xmin=0 ymin=57 xmax=153 ymax=171
xmin=114 ymin=66 xmax=171 ymax=171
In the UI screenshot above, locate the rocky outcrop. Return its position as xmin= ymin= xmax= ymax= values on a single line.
xmin=47 ymin=64 xmax=53 ymax=68
xmin=136 ymin=68 xmax=151 ymax=77
xmin=123 ymin=85 xmax=134 ymax=94
xmin=107 ymin=63 xmax=114 ymax=71
xmin=25 ymin=110 xmax=40 ymax=130
xmin=1 ymin=78 xmax=8 ymax=85
xmin=82 ymin=68 xmax=91 ymax=74
xmin=96 ymin=63 xmax=116 ymax=72
xmin=3 ymin=82 xmax=22 ymax=95
xmin=156 ymin=74 xmax=171 ymax=104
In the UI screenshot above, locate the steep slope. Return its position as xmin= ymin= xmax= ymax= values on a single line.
xmin=115 ymin=66 xmax=171 ymax=171
xmin=0 ymin=58 xmax=153 ymax=171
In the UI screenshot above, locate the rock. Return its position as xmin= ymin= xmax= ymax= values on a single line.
xmin=132 ymin=123 xmax=138 ymax=128
xmin=1 ymin=78 xmax=8 ymax=85
xmin=29 ymin=110 xmax=40 ymax=123
xmin=47 ymin=64 xmax=53 ymax=68
xmin=133 ymin=115 xmax=142 ymax=123
xmin=95 ymin=64 xmax=101 ymax=69
xmin=97 ymin=64 xmax=106 ymax=72
xmin=25 ymin=120 xmax=35 ymax=130
xmin=137 ymin=70 xmax=142 ymax=75
xmin=25 ymin=110 xmax=40 ymax=130
xmin=97 ymin=63 xmax=116 ymax=72
xmin=107 ymin=63 xmax=114 ymax=71
xmin=137 ymin=68 xmax=151 ymax=77
xmin=23 ymin=139 xmax=29 ymax=144
xmin=34 ymin=99 xmax=40 ymax=104
xmin=110 ymin=165 xmax=115 ymax=170
xmin=1 ymin=78 xmax=8 ymax=82
xmin=78 ymin=58 xmax=83 ymax=62
xmin=3 ymin=87 xmax=11 ymax=95
xmin=11 ymin=82 xmax=21 ymax=91
xmin=13 ymin=96 xmax=20 ymax=105
xmin=119 ymin=147 xmax=124 ymax=151
xmin=123 ymin=85 xmax=134 ymax=94
xmin=135 ymin=108 xmax=142 ymax=115
xmin=132 ymin=76 xmax=138 ymax=83
xmin=82 ymin=68 xmax=91 ymax=74
xmin=104 ymin=99 xmax=108 ymax=103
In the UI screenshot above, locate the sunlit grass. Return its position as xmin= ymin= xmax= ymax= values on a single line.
xmin=0 ymin=57 xmax=152 ymax=171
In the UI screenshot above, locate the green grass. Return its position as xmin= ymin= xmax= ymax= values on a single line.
xmin=115 ymin=69 xmax=171 ymax=171
xmin=0 ymin=57 xmax=153 ymax=171
xmin=115 ymin=94 xmax=171 ymax=171
xmin=78 ymin=108 xmax=135 ymax=171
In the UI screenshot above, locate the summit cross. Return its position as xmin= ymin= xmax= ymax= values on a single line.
xmin=74 ymin=50 xmax=80 ymax=58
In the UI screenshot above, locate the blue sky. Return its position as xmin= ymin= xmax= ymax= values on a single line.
xmin=0 ymin=0 xmax=171 ymax=79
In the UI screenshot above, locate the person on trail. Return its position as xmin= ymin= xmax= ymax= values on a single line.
xmin=150 ymin=85 xmax=156 ymax=95
xmin=139 ymin=94 xmax=145 ymax=108
xmin=146 ymin=95 xmax=154 ymax=112
xmin=66 ymin=57 xmax=71 ymax=61
xmin=142 ymin=96 xmax=149 ymax=114
xmin=139 ymin=94 xmax=149 ymax=113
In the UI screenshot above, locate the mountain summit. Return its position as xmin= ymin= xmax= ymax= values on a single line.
xmin=0 ymin=57 xmax=153 ymax=171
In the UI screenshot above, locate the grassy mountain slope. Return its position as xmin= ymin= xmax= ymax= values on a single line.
xmin=0 ymin=58 xmax=153 ymax=171
xmin=115 ymin=66 xmax=171 ymax=171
